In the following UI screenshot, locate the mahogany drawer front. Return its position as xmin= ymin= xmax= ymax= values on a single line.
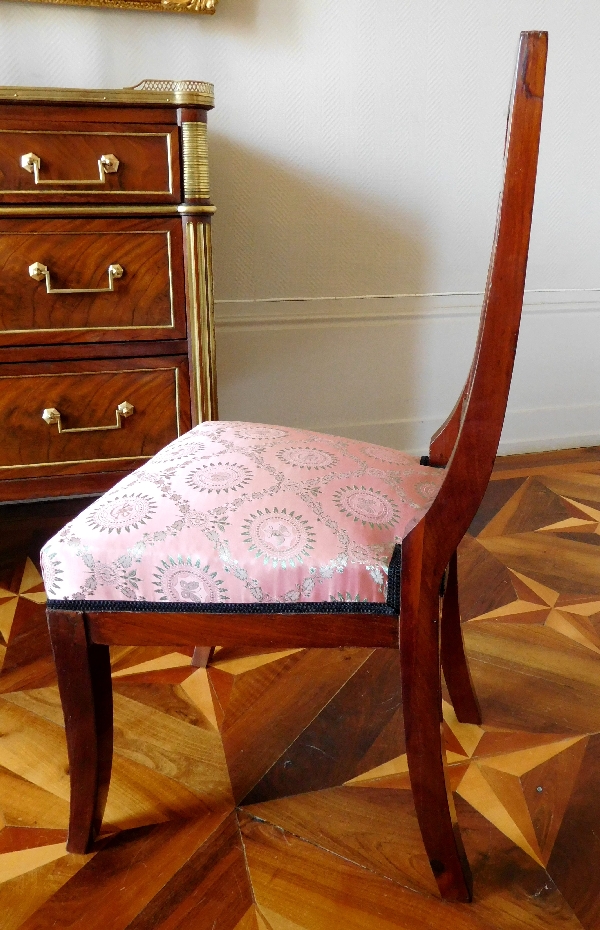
xmin=0 ymin=218 xmax=186 ymax=346
xmin=0 ymin=125 xmax=180 ymax=204
xmin=0 ymin=356 xmax=191 ymax=480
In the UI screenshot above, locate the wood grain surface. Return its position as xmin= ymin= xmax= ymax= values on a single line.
xmin=0 ymin=355 xmax=190 ymax=475
xmin=1 ymin=446 xmax=600 ymax=926
xmin=0 ymin=125 xmax=180 ymax=204
xmin=0 ymin=218 xmax=186 ymax=346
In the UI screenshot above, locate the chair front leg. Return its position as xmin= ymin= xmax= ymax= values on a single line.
xmin=400 ymin=541 xmax=473 ymax=902
xmin=191 ymin=646 xmax=215 ymax=668
xmin=440 ymin=551 xmax=482 ymax=725
xmin=47 ymin=610 xmax=113 ymax=854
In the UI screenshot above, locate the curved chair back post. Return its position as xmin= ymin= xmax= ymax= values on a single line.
xmin=399 ymin=33 xmax=547 ymax=901
xmin=424 ymin=31 xmax=547 ymax=574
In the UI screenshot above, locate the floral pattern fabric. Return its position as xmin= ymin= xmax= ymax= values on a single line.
xmin=41 ymin=422 xmax=445 ymax=610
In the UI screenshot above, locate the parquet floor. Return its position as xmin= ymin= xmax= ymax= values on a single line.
xmin=1 ymin=447 xmax=600 ymax=929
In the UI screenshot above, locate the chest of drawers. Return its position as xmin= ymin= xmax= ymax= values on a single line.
xmin=0 ymin=81 xmax=217 ymax=503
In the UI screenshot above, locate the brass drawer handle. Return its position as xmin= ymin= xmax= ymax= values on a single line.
xmin=29 ymin=262 xmax=124 ymax=294
xmin=20 ymin=152 xmax=120 ymax=186
xmin=42 ymin=401 xmax=134 ymax=434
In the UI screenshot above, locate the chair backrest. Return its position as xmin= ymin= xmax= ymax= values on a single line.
xmin=422 ymin=31 xmax=547 ymax=571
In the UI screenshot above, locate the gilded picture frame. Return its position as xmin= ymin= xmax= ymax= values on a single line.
xmin=13 ymin=0 xmax=217 ymax=13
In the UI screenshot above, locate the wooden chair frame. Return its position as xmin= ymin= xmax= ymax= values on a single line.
xmin=46 ymin=32 xmax=547 ymax=903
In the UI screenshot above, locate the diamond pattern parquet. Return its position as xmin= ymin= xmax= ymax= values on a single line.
xmin=1 ymin=447 xmax=600 ymax=928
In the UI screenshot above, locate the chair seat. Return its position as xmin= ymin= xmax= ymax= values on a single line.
xmin=41 ymin=422 xmax=444 ymax=614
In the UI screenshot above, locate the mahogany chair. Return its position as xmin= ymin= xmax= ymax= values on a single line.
xmin=42 ymin=32 xmax=547 ymax=903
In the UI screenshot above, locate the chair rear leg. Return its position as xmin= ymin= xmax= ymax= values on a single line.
xmin=440 ymin=552 xmax=482 ymax=725
xmin=191 ymin=646 xmax=215 ymax=668
xmin=401 ymin=581 xmax=473 ymax=902
xmin=47 ymin=610 xmax=113 ymax=854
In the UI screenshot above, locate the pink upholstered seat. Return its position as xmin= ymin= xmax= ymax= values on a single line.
xmin=41 ymin=421 xmax=444 ymax=613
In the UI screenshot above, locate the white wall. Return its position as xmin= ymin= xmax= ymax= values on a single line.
xmin=1 ymin=0 xmax=599 ymax=454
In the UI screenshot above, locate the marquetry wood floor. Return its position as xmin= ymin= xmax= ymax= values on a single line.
xmin=1 ymin=446 xmax=600 ymax=929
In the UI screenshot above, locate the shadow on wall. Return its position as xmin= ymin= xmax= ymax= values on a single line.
xmin=210 ymin=134 xmax=427 ymax=299
xmin=209 ymin=135 xmax=432 ymax=448
xmin=211 ymin=0 xmax=302 ymax=41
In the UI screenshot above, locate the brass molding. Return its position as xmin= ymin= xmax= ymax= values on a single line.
xmin=0 ymin=205 xmax=180 ymax=216
xmin=174 ymin=366 xmax=182 ymax=437
xmin=0 ymin=453 xmax=153 ymax=472
xmin=178 ymin=204 xmax=216 ymax=215
xmin=13 ymin=0 xmax=218 ymax=14
xmin=159 ymin=0 xmax=217 ymax=12
xmin=185 ymin=221 xmax=217 ymax=423
xmin=128 ymin=80 xmax=214 ymax=100
xmin=185 ymin=222 xmax=203 ymax=423
xmin=0 ymin=81 xmax=214 ymax=107
xmin=181 ymin=122 xmax=211 ymax=200
xmin=0 ymin=204 xmax=216 ymax=216
xmin=203 ymin=222 xmax=217 ymax=419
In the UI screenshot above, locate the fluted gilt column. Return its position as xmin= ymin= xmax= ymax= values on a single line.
xmin=179 ymin=106 xmax=218 ymax=424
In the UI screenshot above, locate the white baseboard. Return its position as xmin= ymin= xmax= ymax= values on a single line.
xmin=215 ymin=289 xmax=600 ymax=456
xmin=293 ymin=406 xmax=600 ymax=458
xmin=498 ymin=404 xmax=600 ymax=455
